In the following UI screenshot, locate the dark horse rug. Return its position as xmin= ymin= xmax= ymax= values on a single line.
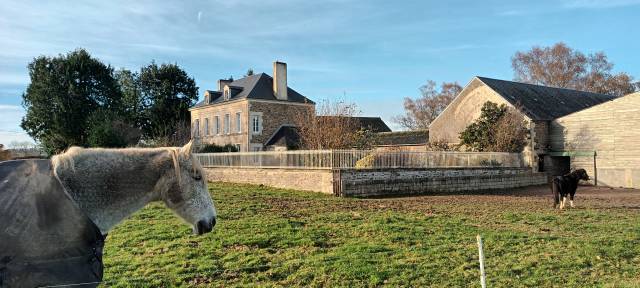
xmin=0 ymin=160 xmax=104 ymax=288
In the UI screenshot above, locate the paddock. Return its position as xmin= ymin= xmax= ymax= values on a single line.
xmin=101 ymin=182 xmax=640 ymax=287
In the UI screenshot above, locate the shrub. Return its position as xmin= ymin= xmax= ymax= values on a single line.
xmin=459 ymin=101 xmax=528 ymax=152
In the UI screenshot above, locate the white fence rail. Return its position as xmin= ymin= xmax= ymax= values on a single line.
xmin=195 ymin=150 xmax=526 ymax=169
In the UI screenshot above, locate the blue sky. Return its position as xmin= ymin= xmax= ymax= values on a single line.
xmin=1 ymin=0 xmax=639 ymax=144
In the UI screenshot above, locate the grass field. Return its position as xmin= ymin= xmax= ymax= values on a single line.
xmin=102 ymin=183 xmax=640 ymax=287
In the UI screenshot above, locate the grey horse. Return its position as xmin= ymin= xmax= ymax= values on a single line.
xmin=52 ymin=141 xmax=217 ymax=235
xmin=0 ymin=141 xmax=216 ymax=287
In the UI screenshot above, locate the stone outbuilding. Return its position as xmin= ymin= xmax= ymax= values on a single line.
xmin=429 ymin=76 xmax=616 ymax=171
xmin=550 ymin=92 xmax=640 ymax=188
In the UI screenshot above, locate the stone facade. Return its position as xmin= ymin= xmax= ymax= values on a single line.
xmin=191 ymin=99 xmax=314 ymax=151
xmin=248 ymin=100 xmax=314 ymax=147
xmin=550 ymin=92 xmax=640 ymax=188
xmin=190 ymin=99 xmax=250 ymax=150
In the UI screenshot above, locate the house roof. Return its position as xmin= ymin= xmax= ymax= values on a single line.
xmin=192 ymin=73 xmax=314 ymax=108
xmin=265 ymin=125 xmax=301 ymax=147
xmin=316 ymin=116 xmax=392 ymax=133
xmin=376 ymin=130 xmax=428 ymax=146
xmin=476 ymin=77 xmax=617 ymax=121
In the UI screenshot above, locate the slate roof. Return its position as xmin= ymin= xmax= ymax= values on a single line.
xmin=317 ymin=116 xmax=392 ymax=133
xmin=192 ymin=73 xmax=314 ymax=108
xmin=376 ymin=130 xmax=429 ymax=146
xmin=265 ymin=125 xmax=300 ymax=147
xmin=476 ymin=77 xmax=617 ymax=121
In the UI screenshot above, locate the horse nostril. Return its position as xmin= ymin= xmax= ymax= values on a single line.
xmin=210 ymin=218 xmax=216 ymax=228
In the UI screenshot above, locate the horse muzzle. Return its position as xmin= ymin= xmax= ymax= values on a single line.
xmin=194 ymin=217 xmax=216 ymax=235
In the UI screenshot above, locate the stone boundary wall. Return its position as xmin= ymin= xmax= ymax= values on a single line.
xmin=205 ymin=166 xmax=547 ymax=197
xmin=204 ymin=167 xmax=334 ymax=194
xmin=333 ymin=167 xmax=547 ymax=197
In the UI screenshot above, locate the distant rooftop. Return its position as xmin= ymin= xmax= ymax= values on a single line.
xmin=192 ymin=73 xmax=314 ymax=108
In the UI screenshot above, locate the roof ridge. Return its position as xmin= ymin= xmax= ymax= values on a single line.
xmin=475 ymin=76 xmax=614 ymax=97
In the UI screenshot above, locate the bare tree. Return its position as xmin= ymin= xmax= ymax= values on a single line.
xmin=294 ymin=99 xmax=372 ymax=149
xmin=394 ymin=81 xmax=462 ymax=130
xmin=512 ymin=42 xmax=637 ymax=96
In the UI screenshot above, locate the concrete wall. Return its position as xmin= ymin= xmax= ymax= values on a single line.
xmin=550 ymin=92 xmax=640 ymax=188
xmin=334 ymin=168 xmax=547 ymax=197
xmin=204 ymin=167 xmax=334 ymax=194
xmin=429 ymin=78 xmax=516 ymax=144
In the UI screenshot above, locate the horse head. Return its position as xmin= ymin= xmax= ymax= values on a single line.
xmin=575 ymin=168 xmax=590 ymax=181
xmin=163 ymin=141 xmax=217 ymax=235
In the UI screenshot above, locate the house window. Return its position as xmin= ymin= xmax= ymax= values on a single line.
xmin=194 ymin=119 xmax=200 ymax=137
xmin=252 ymin=115 xmax=261 ymax=134
xmin=204 ymin=118 xmax=209 ymax=136
xmin=224 ymin=114 xmax=230 ymax=134
xmin=236 ymin=112 xmax=241 ymax=133
xmin=215 ymin=116 xmax=220 ymax=135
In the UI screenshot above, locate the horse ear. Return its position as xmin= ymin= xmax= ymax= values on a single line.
xmin=181 ymin=140 xmax=194 ymax=156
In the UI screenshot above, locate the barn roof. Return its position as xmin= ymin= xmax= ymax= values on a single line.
xmin=477 ymin=77 xmax=617 ymax=121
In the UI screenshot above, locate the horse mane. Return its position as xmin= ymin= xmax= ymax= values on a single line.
xmin=51 ymin=146 xmax=194 ymax=182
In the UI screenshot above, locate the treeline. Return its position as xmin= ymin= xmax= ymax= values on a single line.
xmin=21 ymin=49 xmax=198 ymax=155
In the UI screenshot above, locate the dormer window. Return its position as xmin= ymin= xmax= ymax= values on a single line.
xmin=223 ymin=86 xmax=230 ymax=100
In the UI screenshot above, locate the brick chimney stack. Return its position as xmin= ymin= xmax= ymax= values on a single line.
xmin=217 ymin=79 xmax=232 ymax=91
xmin=273 ymin=61 xmax=287 ymax=100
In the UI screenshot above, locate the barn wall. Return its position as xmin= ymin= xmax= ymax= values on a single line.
xmin=550 ymin=92 xmax=640 ymax=188
xmin=429 ymin=79 xmax=515 ymax=144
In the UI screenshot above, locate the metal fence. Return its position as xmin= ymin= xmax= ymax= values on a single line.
xmin=195 ymin=150 xmax=526 ymax=169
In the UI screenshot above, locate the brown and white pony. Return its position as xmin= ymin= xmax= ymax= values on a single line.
xmin=551 ymin=168 xmax=590 ymax=209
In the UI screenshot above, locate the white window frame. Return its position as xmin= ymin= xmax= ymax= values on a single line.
xmin=215 ymin=116 xmax=220 ymax=135
xmin=236 ymin=112 xmax=242 ymax=133
xmin=204 ymin=118 xmax=209 ymax=136
xmin=250 ymin=112 xmax=263 ymax=135
xmin=224 ymin=114 xmax=230 ymax=134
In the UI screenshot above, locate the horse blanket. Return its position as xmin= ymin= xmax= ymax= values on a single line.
xmin=0 ymin=160 xmax=104 ymax=288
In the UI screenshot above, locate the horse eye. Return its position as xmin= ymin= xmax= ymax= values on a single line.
xmin=193 ymin=175 xmax=202 ymax=181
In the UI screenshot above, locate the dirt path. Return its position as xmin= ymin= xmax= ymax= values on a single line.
xmin=373 ymin=185 xmax=640 ymax=210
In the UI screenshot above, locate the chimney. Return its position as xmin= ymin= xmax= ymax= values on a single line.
xmin=273 ymin=61 xmax=287 ymax=100
xmin=217 ymin=79 xmax=232 ymax=91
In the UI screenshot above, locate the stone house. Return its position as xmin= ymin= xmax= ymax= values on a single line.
xmin=550 ymin=92 xmax=640 ymax=188
xmin=429 ymin=76 xmax=616 ymax=171
xmin=189 ymin=61 xmax=315 ymax=151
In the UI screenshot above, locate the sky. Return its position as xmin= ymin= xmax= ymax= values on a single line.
xmin=1 ymin=0 xmax=639 ymax=144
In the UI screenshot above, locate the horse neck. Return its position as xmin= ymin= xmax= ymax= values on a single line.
xmin=55 ymin=148 xmax=175 ymax=234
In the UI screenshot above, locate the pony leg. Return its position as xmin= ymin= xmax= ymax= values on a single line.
xmin=569 ymin=194 xmax=575 ymax=208
xmin=561 ymin=197 xmax=567 ymax=209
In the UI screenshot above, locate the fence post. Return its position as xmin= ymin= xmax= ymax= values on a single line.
xmin=477 ymin=234 xmax=487 ymax=288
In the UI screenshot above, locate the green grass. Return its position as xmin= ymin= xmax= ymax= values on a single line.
xmin=102 ymin=183 xmax=640 ymax=287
